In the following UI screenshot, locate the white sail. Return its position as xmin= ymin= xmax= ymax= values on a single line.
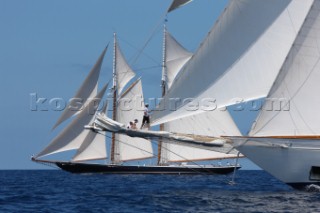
xmin=71 ymin=102 xmax=109 ymax=162
xmin=167 ymin=0 xmax=193 ymax=13
xmin=36 ymin=84 xmax=108 ymax=158
xmin=161 ymin=109 xmax=241 ymax=162
xmin=230 ymin=1 xmax=320 ymax=185
xmin=250 ymin=0 xmax=320 ymax=137
xmin=115 ymin=42 xmax=136 ymax=95
xmin=152 ymin=0 xmax=313 ymax=126
xmin=52 ymin=47 xmax=107 ymax=130
xmin=71 ymin=130 xmax=107 ymax=162
xmin=115 ymin=79 xmax=154 ymax=162
xmin=164 ymin=31 xmax=192 ymax=90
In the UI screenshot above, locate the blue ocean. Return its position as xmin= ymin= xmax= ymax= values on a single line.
xmin=1 ymin=170 xmax=320 ymax=212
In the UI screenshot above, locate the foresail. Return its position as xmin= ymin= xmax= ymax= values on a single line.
xmin=152 ymin=0 xmax=312 ymax=126
xmin=115 ymin=42 xmax=136 ymax=95
xmin=35 ymin=84 xmax=108 ymax=158
xmin=72 ymin=100 xmax=109 ymax=162
xmin=250 ymin=0 xmax=320 ymax=136
xmin=115 ymin=79 xmax=154 ymax=162
xmin=52 ymin=47 xmax=107 ymax=130
xmin=161 ymin=109 xmax=241 ymax=162
xmin=164 ymin=31 xmax=192 ymax=90
xmin=71 ymin=130 xmax=107 ymax=162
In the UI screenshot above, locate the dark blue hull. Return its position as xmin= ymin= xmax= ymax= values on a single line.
xmin=55 ymin=162 xmax=240 ymax=175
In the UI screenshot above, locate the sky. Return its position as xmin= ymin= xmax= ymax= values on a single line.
xmin=0 ymin=0 xmax=260 ymax=170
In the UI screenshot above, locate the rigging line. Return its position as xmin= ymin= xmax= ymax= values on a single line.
xmin=149 ymin=139 xmax=226 ymax=175
xmin=129 ymin=11 xmax=167 ymax=68
xmin=113 ymin=13 xmax=163 ymax=87
xmin=134 ymin=65 xmax=162 ymax=72
xmin=117 ymin=35 xmax=161 ymax=67
xmin=103 ymin=132 xmax=205 ymax=173
xmin=149 ymin=139 xmax=232 ymax=177
xmin=229 ymin=151 xmax=240 ymax=185
xmin=33 ymin=160 xmax=59 ymax=169
xmin=105 ymin=134 xmax=156 ymax=159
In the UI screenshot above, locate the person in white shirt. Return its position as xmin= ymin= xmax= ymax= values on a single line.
xmin=140 ymin=104 xmax=150 ymax=129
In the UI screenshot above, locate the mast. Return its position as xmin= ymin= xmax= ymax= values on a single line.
xmin=161 ymin=23 xmax=167 ymax=97
xmin=111 ymin=32 xmax=117 ymax=164
xmin=158 ymin=23 xmax=167 ymax=165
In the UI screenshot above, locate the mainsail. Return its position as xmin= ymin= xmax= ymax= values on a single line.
xmin=152 ymin=0 xmax=312 ymax=126
xmin=110 ymin=34 xmax=153 ymax=164
xmin=115 ymin=78 xmax=154 ymax=162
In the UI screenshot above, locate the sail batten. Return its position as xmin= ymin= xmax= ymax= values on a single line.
xmin=152 ymin=0 xmax=313 ymax=126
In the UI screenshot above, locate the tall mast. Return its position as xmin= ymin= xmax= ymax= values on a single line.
xmin=111 ymin=32 xmax=117 ymax=164
xmin=161 ymin=23 xmax=167 ymax=97
xmin=158 ymin=23 xmax=167 ymax=165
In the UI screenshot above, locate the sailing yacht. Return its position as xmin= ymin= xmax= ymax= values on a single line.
xmin=230 ymin=0 xmax=320 ymax=188
xmin=32 ymin=31 xmax=240 ymax=175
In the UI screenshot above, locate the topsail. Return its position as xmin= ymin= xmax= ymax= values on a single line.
xmin=167 ymin=0 xmax=193 ymax=13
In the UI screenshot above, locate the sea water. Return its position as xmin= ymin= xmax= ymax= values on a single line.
xmin=0 ymin=170 xmax=319 ymax=212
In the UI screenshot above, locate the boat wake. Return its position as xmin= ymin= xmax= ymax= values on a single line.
xmin=305 ymin=184 xmax=320 ymax=192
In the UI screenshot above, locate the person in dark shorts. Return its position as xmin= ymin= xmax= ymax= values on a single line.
xmin=140 ymin=104 xmax=150 ymax=129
